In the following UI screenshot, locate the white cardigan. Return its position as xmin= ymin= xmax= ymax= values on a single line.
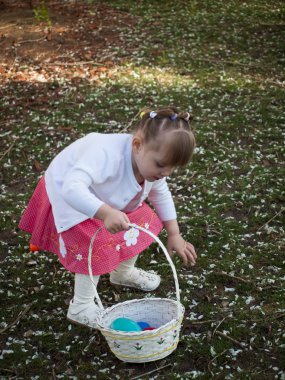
xmin=45 ymin=133 xmax=177 ymax=233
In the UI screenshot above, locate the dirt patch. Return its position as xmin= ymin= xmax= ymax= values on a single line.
xmin=0 ymin=0 xmax=137 ymax=83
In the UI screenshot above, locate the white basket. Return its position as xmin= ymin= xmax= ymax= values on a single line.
xmin=88 ymin=224 xmax=185 ymax=363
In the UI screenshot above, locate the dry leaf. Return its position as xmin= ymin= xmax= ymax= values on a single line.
xmin=33 ymin=160 xmax=43 ymax=172
xmin=24 ymin=329 xmax=34 ymax=338
xmin=97 ymin=66 xmax=108 ymax=72
xmin=46 ymin=29 xmax=52 ymax=41
xmin=59 ymin=126 xmax=74 ymax=133
xmin=205 ymin=294 xmax=212 ymax=302
xmin=84 ymin=53 xmax=92 ymax=60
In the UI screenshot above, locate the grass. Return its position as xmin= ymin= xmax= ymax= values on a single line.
xmin=1 ymin=0 xmax=285 ymax=379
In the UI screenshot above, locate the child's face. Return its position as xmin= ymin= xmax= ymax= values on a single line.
xmin=132 ymin=134 xmax=175 ymax=182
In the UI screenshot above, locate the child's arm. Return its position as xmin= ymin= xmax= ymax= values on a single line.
xmin=164 ymin=219 xmax=197 ymax=267
xmin=62 ymin=171 xmax=130 ymax=234
xmin=147 ymin=180 xmax=197 ymax=266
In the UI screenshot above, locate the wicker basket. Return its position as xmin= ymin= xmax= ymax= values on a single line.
xmin=88 ymin=224 xmax=185 ymax=363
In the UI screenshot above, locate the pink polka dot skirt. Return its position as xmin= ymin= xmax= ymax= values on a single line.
xmin=19 ymin=177 xmax=163 ymax=275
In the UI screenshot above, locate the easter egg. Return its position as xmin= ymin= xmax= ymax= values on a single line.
xmin=143 ymin=327 xmax=156 ymax=331
xmin=110 ymin=318 xmax=142 ymax=332
xmin=137 ymin=321 xmax=150 ymax=330
xmin=30 ymin=243 xmax=40 ymax=252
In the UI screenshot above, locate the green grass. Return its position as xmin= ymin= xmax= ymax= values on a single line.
xmin=1 ymin=0 xmax=285 ymax=379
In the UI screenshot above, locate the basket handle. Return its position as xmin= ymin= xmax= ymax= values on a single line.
xmin=88 ymin=223 xmax=181 ymax=312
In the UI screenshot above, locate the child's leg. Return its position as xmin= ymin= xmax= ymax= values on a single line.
xmin=111 ymin=255 xmax=138 ymax=275
xmin=67 ymin=273 xmax=100 ymax=328
xmin=73 ymin=273 xmax=100 ymax=307
xmin=110 ymin=255 xmax=161 ymax=292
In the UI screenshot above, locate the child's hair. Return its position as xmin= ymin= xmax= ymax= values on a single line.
xmin=133 ymin=106 xmax=196 ymax=167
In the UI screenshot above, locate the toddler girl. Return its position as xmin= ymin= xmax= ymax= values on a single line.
xmin=19 ymin=106 xmax=197 ymax=328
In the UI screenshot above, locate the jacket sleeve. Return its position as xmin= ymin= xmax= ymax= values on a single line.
xmin=61 ymin=148 xmax=114 ymax=218
xmin=147 ymin=178 xmax=177 ymax=221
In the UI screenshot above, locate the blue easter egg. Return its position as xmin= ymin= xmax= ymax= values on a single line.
xmin=137 ymin=321 xmax=150 ymax=329
xmin=110 ymin=318 xmax=142 ymax=332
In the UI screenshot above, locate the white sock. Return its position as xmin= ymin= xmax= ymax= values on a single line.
xmin=73 ymin=273 xmax=100 ymax=305
xmin=111 ymin=255 xmax=138 ymax=278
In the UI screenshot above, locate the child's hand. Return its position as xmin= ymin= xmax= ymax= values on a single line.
xmin=167 ymin=234 xmax=197 ymax=267
xmin=104 ymin=209 xmax=130 ymax=234
xmin=95 ymin=204 xmax=130 ymax=233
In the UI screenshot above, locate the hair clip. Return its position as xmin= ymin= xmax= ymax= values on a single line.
xmin=139 ymin=111 xmax=146 ymax=119
xmin=149 ymin=111 xmax=157 ymax=118
xmin=184 ymin=112 xmax=190 ymax=121
xmin=170 ymin=113 xmax=178 ymax=121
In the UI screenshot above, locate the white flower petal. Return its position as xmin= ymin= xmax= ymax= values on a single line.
xmin=59 ymin=235 xmax=67 ymax=258
xmin=123 ymin=227 xmax=140 ymax=246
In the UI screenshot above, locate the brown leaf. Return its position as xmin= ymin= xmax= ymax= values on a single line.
xmin=205 ymin=294 xmax=212 ymax=302
xmin=46 ymin=28 xmax=52 ymax=41
xmin=150 ymin=49 xmax=161 ymax=57
xmin=90 ymin=68 xmax=98 ymax=78
xmin=13 ymin=73 xmax=27 ymax=81
xmin=221 ymin=300 xmax=229 ymax=309
xmin=33 ymin=160 xmax=43 ymax=172
xmin=59 ymin=126 xmax=75 ymax=133
xmin=146 ymin=96 xmax=155 ymax=103
xmin=84 ymin=53 xmax=92 ymax=60
xmin=263 ymin=159 xmax=271 ymax=167
xmin=97 ymin=66 xmax=108 ymax=72
xmin=24 ymin=329 xmax=34 ymax=338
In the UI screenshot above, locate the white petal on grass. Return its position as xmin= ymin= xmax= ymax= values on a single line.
xmin=210 ymin=346 xmax=216 ymax=357
xmin=245 ymin=296 xmax=255 ymax=305
xmin=225 ymin=287 xmax=235 ymax=292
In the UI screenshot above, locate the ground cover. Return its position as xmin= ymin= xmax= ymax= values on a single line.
xmin=0 ymin=0 xmax=284 ymax=379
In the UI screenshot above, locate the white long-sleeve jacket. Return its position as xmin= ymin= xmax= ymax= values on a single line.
xmin=45 ymin=133 xmax=177 ymax=233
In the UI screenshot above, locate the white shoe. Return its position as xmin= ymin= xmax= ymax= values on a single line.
xmin=67 ymin=300 xmax=101 ymax=329
xmin=110 ymin=268 xmax=161 ymax=292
